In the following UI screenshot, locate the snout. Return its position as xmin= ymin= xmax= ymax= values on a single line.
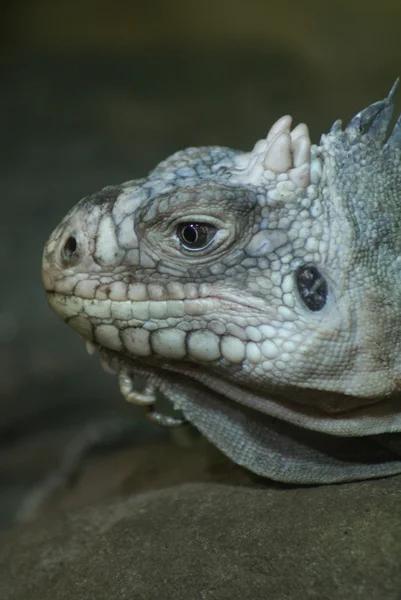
xmin=41 ymin=198 xmax=101 ymax=301
xmin=42 ymin=223 xmax=83 ymax=292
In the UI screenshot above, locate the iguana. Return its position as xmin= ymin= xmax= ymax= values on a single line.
xmin=42 ymin=82 xmax=401 ymax=484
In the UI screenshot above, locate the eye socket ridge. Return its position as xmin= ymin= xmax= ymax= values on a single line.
xmin=176 ymin=222 xmax=217 ymax=252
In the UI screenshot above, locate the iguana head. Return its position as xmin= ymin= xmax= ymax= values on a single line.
xmin=42 ymin=81 xmax=401 ymax=483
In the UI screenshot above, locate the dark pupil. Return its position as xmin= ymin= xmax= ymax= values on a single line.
xmin=296 ymin=265 xmax=328 ymax=311
xmin=178 ymin=223 xmax=208 ymax=249
xmin=182 ymin=224 xmax=199 ymax=244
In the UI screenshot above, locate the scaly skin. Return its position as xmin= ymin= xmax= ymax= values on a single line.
xmin=42 ymin=82 xmax=401 ymax=483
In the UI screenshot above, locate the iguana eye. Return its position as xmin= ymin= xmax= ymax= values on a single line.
xmin=177 ymin=223 xmax=217 ymax=252
xmin=296 ymin=264 xmax=328 ymax=311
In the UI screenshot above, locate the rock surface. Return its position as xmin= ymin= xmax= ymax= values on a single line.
xmin=1 ymin=471 xmax=400 ymax=600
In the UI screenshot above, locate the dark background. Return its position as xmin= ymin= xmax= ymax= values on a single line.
xmin=1 ymin=0 xmax=401 ymax=527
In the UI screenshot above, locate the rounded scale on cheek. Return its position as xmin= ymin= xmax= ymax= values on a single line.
xmin=109 ymin=281 xmax=128 ymax=301
xmin=122 ymin=328 xmax=151 ymax=357
xmin=128 ymin=283 xmax=149 ymax=301
xmin=221 ymin=335 xmax=246 ymax=363
xmin=187 ymin=330 xmax=220 ymax=362
xmin=246 ymin=342 xmax=262 ymax=364
xmin=75 ymin=280 xmax=99 ymax=299
xmin=68 ymin=315 xmax=93 ymax=339
xmin=95 ymin=324 xmax=123 ymax=351
xmin=261 ymin=339 xmax=279 ymax=359
xmin=150 ymin=328 xmax=187 ymax=359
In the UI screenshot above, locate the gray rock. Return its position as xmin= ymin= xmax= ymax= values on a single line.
xmin=1 ymin=474 xmax=400 ymax=599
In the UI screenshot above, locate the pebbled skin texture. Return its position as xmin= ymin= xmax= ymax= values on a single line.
xmin=42 ymin=82 xmax=401 ymax=483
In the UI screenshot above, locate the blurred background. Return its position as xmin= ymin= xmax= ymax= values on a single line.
xmin=1 ymin=0 xmax=401 ymax=527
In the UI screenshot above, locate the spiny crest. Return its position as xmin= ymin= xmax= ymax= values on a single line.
xmin=230 ymin=79 xmax=400 ymax=192
xmin=331 ymin=78 xmax=401 ymax=147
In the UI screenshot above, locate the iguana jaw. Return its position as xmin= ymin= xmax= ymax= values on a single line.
xmin=62 ymin=324 xmax=401 ymax=440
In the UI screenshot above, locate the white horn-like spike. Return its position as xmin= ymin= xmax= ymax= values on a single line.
xmin=263 ymin=132 xmax=292 ymax=173
xmin=229 ymin=115 xmax=314 ymax=187
xmin=290 ymin=123 xmax=310 ymax=142
xmin=289 ymin=164 xmax=310 ymax=188
xmin=252 ymin=139 xmax=269 ymax=154
xmin=266 ymin=115 xmax=292 ymax=142
xmin=292 ymin=135 xmax=311 ymax=168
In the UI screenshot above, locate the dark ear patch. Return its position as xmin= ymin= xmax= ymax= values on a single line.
xmin=296 ymin=264 xmax=328 ymax=312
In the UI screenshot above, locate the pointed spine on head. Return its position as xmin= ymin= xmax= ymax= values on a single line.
xmin=229 ymin=115 xmax=312 ymax=189
xmin=337 ymin=78 xmax=400 ymax=146
xmin=228 ymin=78 xmax=401 ymax=195
xmin=386 ymin=78 xmax=401 ymax=148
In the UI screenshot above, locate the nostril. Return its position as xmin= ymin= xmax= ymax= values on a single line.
xmin=61 ymin=235 xmax=78 ymax=262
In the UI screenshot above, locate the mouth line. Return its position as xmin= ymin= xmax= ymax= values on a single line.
xmin=46 ymin=290 xmax=271 ymax=316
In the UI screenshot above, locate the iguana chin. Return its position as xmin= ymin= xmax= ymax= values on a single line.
xmin=42 ymin=81 xmax=401 ymax=484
